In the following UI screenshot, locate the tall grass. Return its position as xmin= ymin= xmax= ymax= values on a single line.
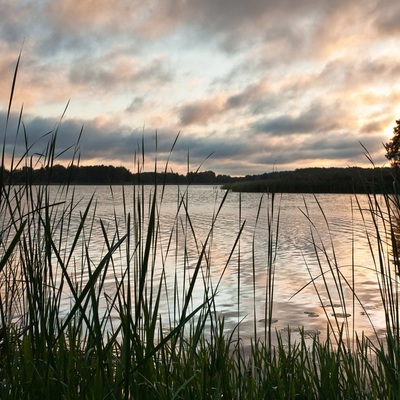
xmin=1 ymin=57 xmax=400 ymax=399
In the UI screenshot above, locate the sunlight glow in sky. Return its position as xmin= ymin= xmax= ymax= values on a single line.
xmin=1 ymin=0 xmax=399 ymax=175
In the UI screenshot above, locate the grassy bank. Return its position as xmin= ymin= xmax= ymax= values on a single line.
xmin=1 ymin=60 xmax=400 ymax=399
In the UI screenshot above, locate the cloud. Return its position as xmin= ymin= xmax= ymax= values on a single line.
xmin=177 ymin=83 xmax=276 ymax=126
xmin=68 ymin=55 xmax=171 ymax=92
xmin=44 ymin=0 xmax=144 ymax=36
xmin=373 ymin=1 xmax=400 ymax=35
xmin=226 ymin=83 xmax=271 ymax=110
xmin=0 ymin=0 xmax=397 ymax=175
xmin=254 ymin=115 xmax=316 ymax=136
xmin=125 ymin=97 xmax=145 ymax=113
xmin=318 ymin=57 xmax=400 ymax=93
xmin=253 ymin=104 xmax=346 ymax=136
xmin=252 ymin=132 xmax=380 ymax=167
xmin=360 ymin=117 xmax=393 ymax=135
xmin=178 ymin=98 xmax=225 ymax=126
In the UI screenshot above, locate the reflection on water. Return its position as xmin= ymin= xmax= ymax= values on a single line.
xmin=20 ymin=185 xmax=396 ymax=345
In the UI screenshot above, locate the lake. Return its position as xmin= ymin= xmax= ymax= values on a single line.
xmin=51 ymin=185 xmax=392 ymax=346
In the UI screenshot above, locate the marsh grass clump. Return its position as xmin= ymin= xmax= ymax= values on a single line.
xmin=1 ymin=56 xmax=400 ymax=399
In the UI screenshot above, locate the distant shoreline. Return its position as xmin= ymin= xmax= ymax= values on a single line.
xmin=3 ymin=164 xmax=397 ymax=194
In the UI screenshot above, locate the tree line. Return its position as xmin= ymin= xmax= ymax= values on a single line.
xmin=1 ymin=163 xmax=397 ymax=193
xmin=221 ymin=167 xmax=395 ymax=193
xmin=1 ymin=164 xmax=235 ymax=185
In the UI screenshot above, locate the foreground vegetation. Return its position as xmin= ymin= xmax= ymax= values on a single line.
xmin=1 ymin=59 xmax=400 ymax=399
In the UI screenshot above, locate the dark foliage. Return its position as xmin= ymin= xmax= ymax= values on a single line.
xmin=3 ymin=164 xmax=396 ymax=193
xmin=385 ymin=119 xmax=400 ymax=168
xmin=222 ymin=167 xmax=396 ymax=193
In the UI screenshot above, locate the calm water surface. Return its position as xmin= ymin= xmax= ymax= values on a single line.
xmin=59 ymin=185 xmax=392 ymax=345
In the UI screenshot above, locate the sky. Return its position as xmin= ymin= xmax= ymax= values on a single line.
xmin=1 ymin=0 xmax=400 ymax=176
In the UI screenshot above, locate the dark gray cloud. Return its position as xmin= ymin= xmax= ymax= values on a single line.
xmin=226 ymin=83 xmax=268 ymax=110
xmin=125 ymin=97 xmax=145 ymax=113
xmin=178 ymin=100 xmax=223 ymax=126
xmin=254 ymin=115 xmax=317 ymax=136
xmin=253 ymin=105 xmax=344 ymax=136
xmin=372 ymin=1 xmax=400 ymax=35
xmin=68 ymin=56 xmax=171 ymax=92
xmin=360 ymin=118 xmax=393 ymax=135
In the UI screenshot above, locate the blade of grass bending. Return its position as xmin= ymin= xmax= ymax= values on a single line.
xmin=108 ymin=298 xmax=215 ymax=398
xmin=185 ymin=151 xmax=214 ymax=186
xmin=136 ymin=296 xmax=214 ymax=373
xmin=160 ymin=131 xmax=180 ymax=201
xmin=0 ymin=220 xmax=26 ymax=274
xmin=135 ymin=186 xmax=157 ymax=326
xmin=58 ymin=233 xmax=127 ymax=339
xmin=359 ymin=141 xmax=376 ymax=167
xmin=41 ymin=194 xmax=125 ymax=340
xmin=214 ymin=220 xmax=246 ymax=296
xmin=4 ymin=104 xmax=22 ymax=181
xmin=83 ymin=241 xmax=105 ymax=363
xmin=237 ymin=191 xmax=242 ymax=345
xmin=65 ymin=194 xmax=95 ymax=267
xmin=1 ymin=59 xmax=20 ymax=172
xmin=266 ymin=193 xmax=280 ymax=348
xmin=5 ymin=47 xmax=22 ymax=132
xmin=171 ymin=375 xmax=197 ymax=400
xmin=64 ymin=126 xmax=83 ymax=188
xmin=252 ymin=194 xmax=264 ymax=340
xmin=176 ymin=236 xmax=210 ymax=330
xmin=5 ymin=105 xmax=22 ymax=177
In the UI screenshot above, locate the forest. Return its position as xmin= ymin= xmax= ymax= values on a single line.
xmin=221 ymin=166 xmax=396 ymax=193
xmin=2 ymin=163 xmax=396 ymax=193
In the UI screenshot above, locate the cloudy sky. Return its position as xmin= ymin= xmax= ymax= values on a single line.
xmin=1 ymin=0 xmax=400 ymax=176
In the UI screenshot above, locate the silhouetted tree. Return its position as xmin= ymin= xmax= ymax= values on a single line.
xmin=385 ymin=119 xmax=400 ymax=168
